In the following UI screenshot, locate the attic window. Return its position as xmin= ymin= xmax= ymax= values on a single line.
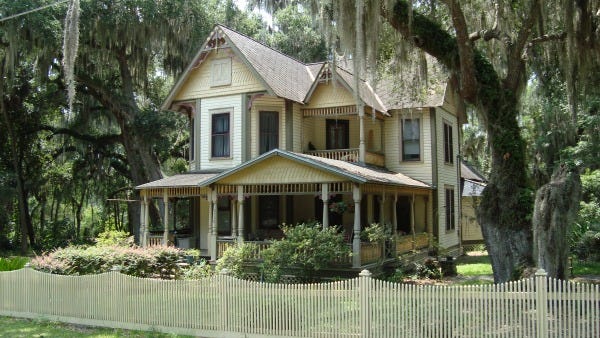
xmin=211 ymin=58 xmax=232 ymax=87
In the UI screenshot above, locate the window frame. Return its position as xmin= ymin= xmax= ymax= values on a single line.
xmin=445 ymin=187 xmax=456 ymax=231
xmin=259 ymin=110 xmax=279 ymax=154
xmin=401 ymin=117 xmax=421 ymax=162
xmin=443 ymin=121 xmax=454 ymax=164
xmin=210 ymin=111 xmax=231 ymax=159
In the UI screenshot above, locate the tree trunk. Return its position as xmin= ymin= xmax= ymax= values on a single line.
xmin=387 ymin=0 xmax=535 ymax=282
xmin=533 ymin=165 xmax=581 ymax=279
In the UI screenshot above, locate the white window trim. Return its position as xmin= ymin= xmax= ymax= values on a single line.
xmin=444 ymin=185 xmax=456 ymax=232
xmin=209 ymin=108 xmax=233 ymax=160
xmin=399 ymin=114 xmax=424 ymax=163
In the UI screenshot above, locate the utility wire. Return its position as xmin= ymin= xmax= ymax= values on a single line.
xmin=0 ymin=0 xmax=69 ymax=23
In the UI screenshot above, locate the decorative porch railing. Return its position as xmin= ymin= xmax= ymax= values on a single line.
xmin=360 ymin=242 xmax=383 ymax=265
xmin=217 ymin=239 xmax=272 ymax=260
xmin=305 ymin=148 xmax=385 ymax=166
xmin=395 ymin=232 xmax=430 ymax=255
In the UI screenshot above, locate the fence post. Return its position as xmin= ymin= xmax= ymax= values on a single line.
xmin=535 ymin=269 xmax=548 ymax=338
xmin=219 ymin=269 xmax=230 ymax=331
xmin=359 ymin=269 xmax=372 ymax=338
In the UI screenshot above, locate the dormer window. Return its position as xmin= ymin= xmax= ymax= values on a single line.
xmin=211 ymin=58 xmax=232 ymax=87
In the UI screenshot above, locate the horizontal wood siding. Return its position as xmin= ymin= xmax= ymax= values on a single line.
xmin=174 ymin=49 xmax=265 ymax=101
xmin=249 ymin=96 xmax=286 ymax=159
xmin=198 ymin=95 xmax=243 ymax=171
xmin=384 ymin=109 xmax=433 ymax=184
xmin=305 ymin=81 xmax=355 ymax=108
xmin=218 ymin=156 xmax=345 ymax=185
xmin=461 ymin=197 xmax=483 ymax=242
xmin=435 ymin=107 xmax=460 ymax=249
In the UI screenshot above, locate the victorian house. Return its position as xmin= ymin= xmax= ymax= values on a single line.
xmin=136 ymin=25 xmax=465 ymax=269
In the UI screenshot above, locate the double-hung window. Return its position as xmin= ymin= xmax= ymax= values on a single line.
xmin=444 ymin=122 xmax=454 ymax=164
xmin=211 ymin=113 xmax=230 ymax=158
xmin=402 ymin=118 xmax=420 ymax=161
xmin=445 ymin=187 xmax=455 ymax=231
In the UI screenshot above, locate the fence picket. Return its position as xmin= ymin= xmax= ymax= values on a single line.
xmin=0 ymin=268 xmax=598 ymax=337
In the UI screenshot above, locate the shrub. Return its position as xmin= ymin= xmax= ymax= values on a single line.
xmin=573 ymin=231 xmax=600 ymax=261
xmin=261 ymin=223 xmax=351 ymax=282
xmin=95 ymin=230 xmax=134 ymax=247
xmin=0 ymin=257 xmax=29 ymax=271
xmin=361 ymin=223 xmax=392 ymax=243
xmin=30 ymin=245 xmax=187 ymax=279
xmin=215 ymin=242 xmax=260 ymax=279
xmin=414 ymin=258 xmax=442 ymax=279
xmin=181 ymin=260 xmax=213 ymax=280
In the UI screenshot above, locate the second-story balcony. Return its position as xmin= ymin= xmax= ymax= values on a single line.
xmin=304 ymin=148 xmax=385 ymax=167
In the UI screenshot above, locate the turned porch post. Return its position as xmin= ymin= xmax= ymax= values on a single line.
xmin=379 ymin=192 xmax=386 ymax=225
xmin=353 ymin=185 xmax=362 ymax=268
xmin=162 ymin=190 xmax=169 ymax=246
xmin=141 ymin=195 xmax=149 ymax=247
xmin=237 ymin=185 xmax=245 ymax=242
xmin=392 ymin=193 xmax=398 ymax=236
xmin=411 ymin=193 xmax=416 ymax=249
xmin=321 ymin=183 xmax=329 ymax=229
xmin=210 ymin=189 xmax=218 ymax=262
xmin=231 ymin=199 xmax=237 ymax=238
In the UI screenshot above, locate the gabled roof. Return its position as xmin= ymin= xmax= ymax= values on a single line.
xmin=200 ymin=149 xmax=431 ymax=189
xmin=461 ymin=161 xmax=487 ymax=182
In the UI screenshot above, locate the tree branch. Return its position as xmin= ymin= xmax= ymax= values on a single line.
xmin=442 ymin=0 xmax=477 ymax=101
xmin=40 ymin=125 xmax=122 ymax=145
xmin=75 ymin=73 xmax=127 ymax=122
xmin=522 ymin=32 xmax=567 ymax=59
xmin=505 ymin=0 xmax=541 ymax=91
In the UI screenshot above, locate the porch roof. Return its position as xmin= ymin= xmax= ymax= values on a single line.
xmin=199 ymin=149 xmax=431 ymax=190
xmin=136 ymin=173 xmax=218 ymax=189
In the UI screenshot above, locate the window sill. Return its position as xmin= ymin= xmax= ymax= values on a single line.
xmin=210 ymin=156 xmax=233 ymax=161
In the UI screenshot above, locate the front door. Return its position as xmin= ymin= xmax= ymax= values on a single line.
xmin=326 ymin=119 xmax=349 ymax=150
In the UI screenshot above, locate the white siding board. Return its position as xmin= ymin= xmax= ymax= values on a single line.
xmin=435 ymin=107 xmax=460 ymax=249
xmin=292 ymin=103 xmax=302 ymax=152
xmin=198 ymin=95 xmax=243 ymax=171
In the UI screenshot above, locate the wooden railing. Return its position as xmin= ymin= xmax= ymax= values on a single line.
xmin=147 ymin=234 xmax=174 ymax=246
xmin=217 ymin=239 xmax=272 ymax=260
xmin=305 ymin=148 xmax=385 ymax=166
xmin=360 ymin=242 xmax=383 ymax=265
xmin=395 ymin=232 xmax=430 ymax=255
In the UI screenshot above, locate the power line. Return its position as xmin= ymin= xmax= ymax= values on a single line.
xmin=0 ymin=0 xmax=69 ymax=23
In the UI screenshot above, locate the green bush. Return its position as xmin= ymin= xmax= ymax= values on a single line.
xmin=573 ymin=231 xmax=600 ymax=261
xmin=361 ymin=223 xmax=392 ymax=243
xmin=95 ymin=230 xmax=134 ymax=247
xmin=215 ymin=242 xmax=260 ymax=279
xmin=181 ymin=260 xmax=213 ymax=279
xmin=261 ymin=222 xmax=351 ymax=282
xmin=30 ymin=245 xmax=186 ymax=279
xmin=414 ymin=258 xmax=442 ymax=279
xmin=0 ymin=257 xmax=29 ymax=271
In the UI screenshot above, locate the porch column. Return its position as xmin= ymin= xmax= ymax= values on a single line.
xmin=379 ymin=192 xmax=386 ymax=225
xmin=321 ymin=183 xmax=329 ymax=229
xmin=358 ymin=104 xmax=366 ymax=163
xmin=231 ymin=199 xmax=237 ymax=238
xmin=411 ymin=193 xmax=416 ymax=250
xmin=237 ymin=185 xmax=245 ymax=242
xmin=210 ymin=190 xmax=218 ymax=262
xmin=139 ymin=196 xmax=146 ymax=247
xmin=367 ymin=194 xmax=374 ymax=225
xmin=142 ymin=196 xmax=150 ymax=247
xmin=352 ymin=185 xmax=362 ymax=268
xmin=392 ymin=194 xmax=398 ymax=236
xmin=162 ymin=190 xmax=169 ymax=246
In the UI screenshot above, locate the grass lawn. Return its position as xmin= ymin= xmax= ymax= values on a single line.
xmin=572 ymin=260 xmax=600 ymax=276
xmin=0 ymin=316 xmax=192 ymax=338
xmin=455 ymin=254 xmax=493 ymax=276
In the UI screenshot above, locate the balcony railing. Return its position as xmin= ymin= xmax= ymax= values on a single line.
xmin=395 ymin=232 xmax=430 ymax=255
xmin=305 ymin=149 xmax=385 ymax=166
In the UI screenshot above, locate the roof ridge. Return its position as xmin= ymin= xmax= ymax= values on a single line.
xmin=216 ymin=24 xmax=314 ymax=67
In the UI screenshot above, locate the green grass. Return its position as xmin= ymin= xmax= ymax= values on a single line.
xmin=0 ymin=257 xmax=29 ymax=271
xmin=572 ymin=260 xmax=600 ymax=276
xmin=0 ymin=316 xmax=191 ymax=338
xmin=455 ymin=255 xmax=493 ymax=276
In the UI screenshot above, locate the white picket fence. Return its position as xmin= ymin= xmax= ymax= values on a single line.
xmin=0 ymin=267 xmax=598 ymax=338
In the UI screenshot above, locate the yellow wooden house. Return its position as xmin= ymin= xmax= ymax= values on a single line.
xmin=136 ymin=25 xmax=466 ymax=269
